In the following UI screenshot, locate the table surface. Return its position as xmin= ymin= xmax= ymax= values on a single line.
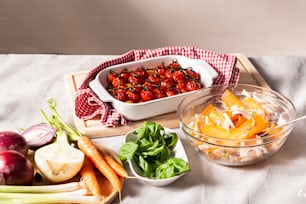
xmin=1 ymin=54 xmax=306 ymax=204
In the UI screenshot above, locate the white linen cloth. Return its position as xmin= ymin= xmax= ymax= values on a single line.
xmin=1 ymin=54 xmax=306 ymax=204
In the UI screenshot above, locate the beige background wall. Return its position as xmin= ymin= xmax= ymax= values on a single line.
xmin=1 ymin=0 xmax=306 ymax=57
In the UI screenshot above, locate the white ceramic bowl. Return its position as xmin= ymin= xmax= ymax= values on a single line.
xmin=125 ymin=127 xmax=189 ymax=186
xmin=89 ymin=55 xmax=218 ymax=121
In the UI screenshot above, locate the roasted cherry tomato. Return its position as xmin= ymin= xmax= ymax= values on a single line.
xmin=166 ymin=88 xmax=178 ymax=97
xmin=140 ymin=88 xmax=155 ymax=102
xmin=120 ymin=69 xmax=131 ymax=81
xmin=185 ymin=69 xmax=200 ymax=81
xmin=160 ymin=79 xmax=174 ymax=90
xmin=115 ymin=88 xmax=128 ymax=101
xmin=143 ymin=81 xmax=154 ymax=91
xmin=153 ymin=88 xmax=167 ymax=99
xmin=148 ymin=74 xmax=161 ymax=84
xmin=135 ymin=67 xmax=148 ymax=79
xmin=126 ymin=89 xmax=140 ymax=103
xmin=173 ymin=70 xmax=186 ymax=81
xmin=155 ymin=67 xmax=167 ymax=76
xmin=128 ymin=74 xmax=142 ymax=84
xmin=165 ymin=69 xmax=175 ymax=80
xmin=169 ymin=62 xmax=181 ymax=69
xmin=108 ymin=70 xmax=118 ymax=83
xmin=111 ymin=77 xmax=125 ymax=88
xmin=186 ymin=80 xmax=201 ymax=91
xmin=132 ymin=84 xmax=142 ymax=93
xmin=176 ymin=80 xmax=186 ymax=91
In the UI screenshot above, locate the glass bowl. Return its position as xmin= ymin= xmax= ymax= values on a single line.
xmin=177 ymin=84 xmax=296 ymax=166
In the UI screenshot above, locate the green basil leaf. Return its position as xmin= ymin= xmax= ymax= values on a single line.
xmin=146 ymin=140 xmax=160 ymax=152
xmin=144 ymin=121 xmax=164 ymax=141
xmin=118 ymin=141 xmax=138 ymax=161
xmin=155 ymin=158 xmax=190 ymax=179
xmin=138 ymin=138 xmax=152 ymax=150
xmin=135 ymin=126 xmax=149 ymax=140
xmin=165 ymin=132 xmax=178 ymax=149
xmin=142 ymin=144 xmax=165 ymax=157
xmin=138 ymin=155 xmax=154 ymax=177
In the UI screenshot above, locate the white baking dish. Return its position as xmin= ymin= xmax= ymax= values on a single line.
xmin=89 ymin=55 xmax=218 ymax=121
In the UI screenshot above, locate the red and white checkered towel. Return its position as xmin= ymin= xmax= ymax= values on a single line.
xmin=75 ymin=46 xmax=240 ymax=127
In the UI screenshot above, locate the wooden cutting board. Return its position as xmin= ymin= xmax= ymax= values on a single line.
xmin=64 ymin=53 xmax=270 ymax=138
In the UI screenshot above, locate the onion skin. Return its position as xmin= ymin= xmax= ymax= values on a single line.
xmin=0 ymin=131 xmax=28 ymax=156
xmin=0 ymin=150 xmax=34 ymax=185
xmin=22 ymin=123 xmax=55 ymax=150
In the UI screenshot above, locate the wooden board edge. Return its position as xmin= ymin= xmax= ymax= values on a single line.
xmin=234 ymin=53 xmax=271 ymax=89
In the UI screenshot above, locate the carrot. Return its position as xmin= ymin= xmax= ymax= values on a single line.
xmin=80 ymin=156 xmax=102 ymax=197
xmin=77 ymin=136 xmax=122 ymax=192
xmin=102 ymin=151 xmax=128 ymax=178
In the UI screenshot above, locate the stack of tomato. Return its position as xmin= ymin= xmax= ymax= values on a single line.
xmin=107 ymin=61 xmax=202 ymax=103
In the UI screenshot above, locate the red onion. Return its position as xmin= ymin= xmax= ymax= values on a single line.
xmin=22 ymin=123 xmax=55 ymax=149
xmin=0 ymin=131 xmax=28 ymax=156
xmin=0 ymin=150 xmax=34 ymax=185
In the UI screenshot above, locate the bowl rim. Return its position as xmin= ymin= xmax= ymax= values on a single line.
xmin=177 ymin=83 xmax=296 ymax=147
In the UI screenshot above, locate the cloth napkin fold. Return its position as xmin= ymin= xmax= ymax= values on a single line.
xmin=75 ymin=46 xmax=240 ymax=127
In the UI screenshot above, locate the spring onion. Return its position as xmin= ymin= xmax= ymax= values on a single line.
xmin=0 ymin=181 xmax=82 ymax=193
xmin=0 ymin=193 xmax=101 ymax=204
xmin=0 ymin=181 xmax=102 ymax=204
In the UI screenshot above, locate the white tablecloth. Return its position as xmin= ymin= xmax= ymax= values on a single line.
xmin=1 ymin=54 xmax=306 ymax=204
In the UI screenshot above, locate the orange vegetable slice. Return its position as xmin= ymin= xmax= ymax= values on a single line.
xmin=221 ymin=89 xmax=247 ymax=109
xmin=199 ymin=124 xmax=230 ymax=139
xmin=229 ymin=114 xmax=269 ymax=140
